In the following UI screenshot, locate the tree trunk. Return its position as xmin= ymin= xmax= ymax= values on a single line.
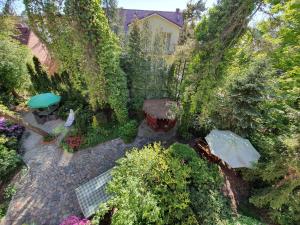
xmin=12 ymin=89 xmax=25 ymax=100
xmin=0 ymin=112 xmax=49 ymax=137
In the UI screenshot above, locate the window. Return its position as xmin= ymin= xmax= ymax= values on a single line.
xmin=165 ymin=33 xmax=171 ymax=52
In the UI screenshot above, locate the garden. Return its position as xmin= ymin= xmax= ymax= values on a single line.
xmin=0 ymin=0 xmax=299 ymax=225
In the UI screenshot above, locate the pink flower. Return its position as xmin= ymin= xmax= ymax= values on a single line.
xmin=60 ymin=215 xmax=91 ymax=225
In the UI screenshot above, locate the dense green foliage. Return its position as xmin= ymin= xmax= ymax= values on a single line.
xmin=0 ymin=136 xmax=21 ymax=181
xmin=246 ymin=1 xmax=299 ymax=224
xmin=0 ymin=17 xmax=26 ymax=215
xmin=0 ymin=0 xmax=298 ymax=224
xmin=179 ymin=0 xmax=299 ymax=224
xmin=169 ymin=144 xmax=232 ymax=224
xmin=24 ymin=0 xmax=129 ymax=123
xmin=179 ymin=0 xmax=260 ymax=137
xmin=0 ymin=16 xmax=31 ymax=105
xmin=121 ymin=20 xmax=174 ymax=111
xmin=28 ymin=57 xmax=70 ymax=95
xmin=0 ymin=183 xmax=17 ymax=218
xmin=93 ymin=143 xmax=262 ymax=224
xmin=118 ymin=120 xmax=138 ymax=143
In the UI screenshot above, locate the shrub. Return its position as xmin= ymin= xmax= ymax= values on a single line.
xmin=80 ymin=124 xmax=119 ymax=149
xmin=0 ymin=119 xmax=22 ymax=181
xmin=118 ymin=120 xmax=138 ymax=143
xmin=0 ymin=184 xmax=17 ymax=219
xmin=93 ymin=143 xmax=259 ymax=225
xmin=0 ymin=143 xmax=21 ymax=181
xmin=43 ymin=134 xmax=57 ymax=142
xmin=4 ymin=184 xmax=16 ymax=200
xmin=93 ymin=143 xmax=193 ymax=225
xmin=74 ymin=109 xmax=93 ymax=135
xmin=169 ymin=143 xmax=231 ymax=225
xmin=229 ymin=215 xmax=265 ymax=225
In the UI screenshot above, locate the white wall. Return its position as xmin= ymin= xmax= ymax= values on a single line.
xmin=128 ymin=14 xmax=181 ymax=54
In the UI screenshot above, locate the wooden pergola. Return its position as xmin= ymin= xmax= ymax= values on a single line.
xmin=143 ymin=99 xmax=178 ymax=132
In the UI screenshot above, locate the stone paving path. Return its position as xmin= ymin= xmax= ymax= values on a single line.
xmin=2 ymin=114 xmax=176 ymax=225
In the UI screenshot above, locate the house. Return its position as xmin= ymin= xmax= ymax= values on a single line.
xmin=121 ymin=8 xmax=184 ymax=54
xmin=15 ymin=23 xmax=57 ymax=74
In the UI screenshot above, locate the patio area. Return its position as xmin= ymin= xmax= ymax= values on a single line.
xmin=1 ymin=113 xmax=176 ymax=225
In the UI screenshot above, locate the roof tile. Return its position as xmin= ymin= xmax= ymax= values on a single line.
xmin=121 ymin=8 xmax=184 ymax=32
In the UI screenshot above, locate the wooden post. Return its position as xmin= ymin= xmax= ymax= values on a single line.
xmin=0 ymin=111 xmax=49 ymax=137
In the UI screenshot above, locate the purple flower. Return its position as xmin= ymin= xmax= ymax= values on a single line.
xmin=0 ymin=119 xmax=24 ymax=139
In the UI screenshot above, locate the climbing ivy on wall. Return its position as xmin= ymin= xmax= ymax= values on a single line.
xmin=24 ymin=0 xmax=128 ymax=123
xmin=64 ymin=0 xmax=128 ymax=123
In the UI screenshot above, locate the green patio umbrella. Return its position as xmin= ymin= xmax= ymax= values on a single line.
xmin=28 ymin=93 xmax=61 ymax=109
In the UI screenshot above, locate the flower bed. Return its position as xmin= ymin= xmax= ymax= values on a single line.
xmin=60 ymin=215 xmax=90 ymax=225
xmin=0 ymin=117 xmax=24 ymax=140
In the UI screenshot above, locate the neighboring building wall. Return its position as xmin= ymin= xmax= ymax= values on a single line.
xmin=122 ymin=9 xmax=184 ymax=54
xmin=16 ymin=24 xmax=57 ymax=74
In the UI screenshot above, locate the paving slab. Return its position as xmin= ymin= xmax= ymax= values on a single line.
xmin=1 ymin=115 xmax=176 ymax=225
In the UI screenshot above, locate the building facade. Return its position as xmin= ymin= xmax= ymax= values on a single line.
xmin=121 ymin=8 xmax=184 ymax=54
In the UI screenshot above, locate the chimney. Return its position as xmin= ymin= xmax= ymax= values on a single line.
xmin=176 ymin=8 xmax=180 ymax=21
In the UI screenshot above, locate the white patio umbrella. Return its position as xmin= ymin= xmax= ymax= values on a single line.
xmin=205 ymin=129 xmax=260 ymax=168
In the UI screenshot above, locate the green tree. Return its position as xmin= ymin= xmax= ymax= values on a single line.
xmin=245 ymin=1 xmax=300 ymax=224
xmin=93 ymin=143 xmax=194 ymax=225
xmin=93 ymin=143 xmax=262 ymax=225
xmin=182 ymin=0 xmax=299 ymax=224
xmin=122 ymin=19 xmax=147 ymax=110
xmin=121 ymin=19 xmax=173 ymax=112
xmin=102 ymin=0 xmax=118 ymax=26
xmin=0 ymin=16 xmax=31 ymax=104
xmin=102 ymin=0 xmax=124 ymax=37
xmin=207 ymin=57 xmax=273 ymax=136
xmin=179 ymin=0 xmax=262 ymax=138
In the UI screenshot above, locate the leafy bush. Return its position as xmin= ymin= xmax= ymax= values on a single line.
xmin=0 ymin=142 xmax=21 ymax=181
xmin=228 ymin=215 xmax=265 ymax=225
xmin=4 ymin=184 xmax=17 ymax=200
xmin=81 ymin=124 xmax=120 ymax=148
xmin=0 ymin=184 xmax=17 ymax=219
xmin=73 ymin=108 xmax=93 ymax=135
xmin=0 ymin=17 xmax=31 ymax=105
xmin=93 ymin=143 xmax=193 ymax=225
xmin=118 ymin=120 xmax=138 ymax=143
xmin=43 ymin=134 xmax=56 ymax=142
xmin=169 ymin=143 xmax=231 ymax=225
xmin=60 ymin=141 xmax=74 ymax=153
xmin=93 ymin=143 xmax=261 ymax=224
xmin=62 ymin=123 xmax=121 ymax=151
xmin=0 ymin=119 xmax=23 ymax=181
